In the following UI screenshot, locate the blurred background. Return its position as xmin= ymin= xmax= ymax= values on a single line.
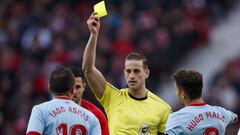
xmin=0 ymin=0 xmax=240 ymax=134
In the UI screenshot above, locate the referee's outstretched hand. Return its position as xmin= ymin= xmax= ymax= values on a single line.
xmin=87 ymin=12 xmax=100 ymax=34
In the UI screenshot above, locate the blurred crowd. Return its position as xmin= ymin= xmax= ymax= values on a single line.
xmin=206 ymin=55 xmax=240 ymax=134
xmin=207 ymin=55 xmax=240 ymax=117
xmin=0 ymin=0 xmax=239 ymax=134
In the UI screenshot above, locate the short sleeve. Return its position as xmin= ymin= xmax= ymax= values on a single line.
xmin=216 ymin=106 xmax=237 ymax=125
xmin=158 ymin=106 xmax=171 ymax=132
xmin=89 ymin=116 xmax=101 ymax=135
xmin=26 ymin=106 xmax=45 ymax=134
xmin=164 ymin=113 xmax=183 ymax=135
xmin=96 ymin=82 xmax=121 ymax=112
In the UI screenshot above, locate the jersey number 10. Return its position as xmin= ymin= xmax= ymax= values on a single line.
xmin=204 ymin=127 xmax=219 ymax=135
xmin=56 ymin=123 xmax=87 ymax=135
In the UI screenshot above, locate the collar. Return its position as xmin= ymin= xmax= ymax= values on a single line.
xmin=128 ymin=93 xmax=148 ymax=101
xmin=54 ymin=95 xmax=72 ymax=100
xmin=187 ymin=102 xmax=207 ymax=106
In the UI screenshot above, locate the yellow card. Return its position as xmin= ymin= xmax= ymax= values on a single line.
xmin=94 ymin=1 xmax=107 ymax=17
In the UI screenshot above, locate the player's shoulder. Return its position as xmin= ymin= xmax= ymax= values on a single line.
xmin=211 ymin=105 xmax=226 ymax=110
xmin=30 ymin=101 xmax=54 ymax=116
xmin=172 ymin=107 xmax=190 ymax=115
xmin=81 ymin=99 xmax=102 ymax=112
xmin=78 ymin=103 xmax=98 ymax=118
xmin=167 ymin=110 xmax=189 ymax=128
xmin=148 ymin=91 xmax=171 ymax=110
xmin=199 ymin=104 xmax=227 ymax=112
xmin=82 ymin=99 xmax=94 ymax=107
xmin=210 ymin=105 xmax=231 ymax=114
xmin=34 ymin=100 xmax=52 ymax=109
xmin=169 ymin=108 xmax=192 ymax=120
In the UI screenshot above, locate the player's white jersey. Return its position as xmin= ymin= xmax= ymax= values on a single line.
xmin=237 ymin=128 xmax=240 ymax=135
xmin=27 ymin=97 xmax=101 ymax=135
xmin=165 ymin=103 xmax=236 ymax=135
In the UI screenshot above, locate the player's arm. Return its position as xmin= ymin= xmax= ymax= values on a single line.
xmin=89 ymin=115 xmax=102 ymax=135
xmin=26 ymin=106 xmax=44 ymax=135
xmin=164 ymin=113 xmax=183 ymax=135
xmin=82 ymin=12 xmax=106 ymax=99
xmin=95 ymin=108 xmax=109 ymax=134
xmin=219 ymin=106 xmax=238 ymax=124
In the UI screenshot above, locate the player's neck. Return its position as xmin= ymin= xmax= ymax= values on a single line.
xmin=78 ymin=98 xmax=82 ymax=105
xmin=185 ymin=98 xmax=205 ymax=106
xmin=53 ymin=94 xmax=72 ymax=100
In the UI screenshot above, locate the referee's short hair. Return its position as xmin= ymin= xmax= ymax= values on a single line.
xmin=125 ymin=52 xmax=148 ymax=68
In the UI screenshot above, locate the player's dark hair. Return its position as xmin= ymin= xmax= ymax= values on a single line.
xmin=49 ymin=66 xmax=75 ymax=94
xmin=172 ymin=69 xmax=203 ymax=100
xmin=125 ymin=52 xmax=148 ymax=68
xmin=69 ymin=66 xmax=86 ymax=83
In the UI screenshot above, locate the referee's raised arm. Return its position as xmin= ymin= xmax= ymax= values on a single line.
xmin=82 ymin=12 xmax=106 ymax=99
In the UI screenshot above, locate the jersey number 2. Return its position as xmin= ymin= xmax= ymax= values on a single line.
xmin=56 ymin=123 xmax=86 ymax=135
xmin=203 ymin=127 xmax=219 ymax=135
